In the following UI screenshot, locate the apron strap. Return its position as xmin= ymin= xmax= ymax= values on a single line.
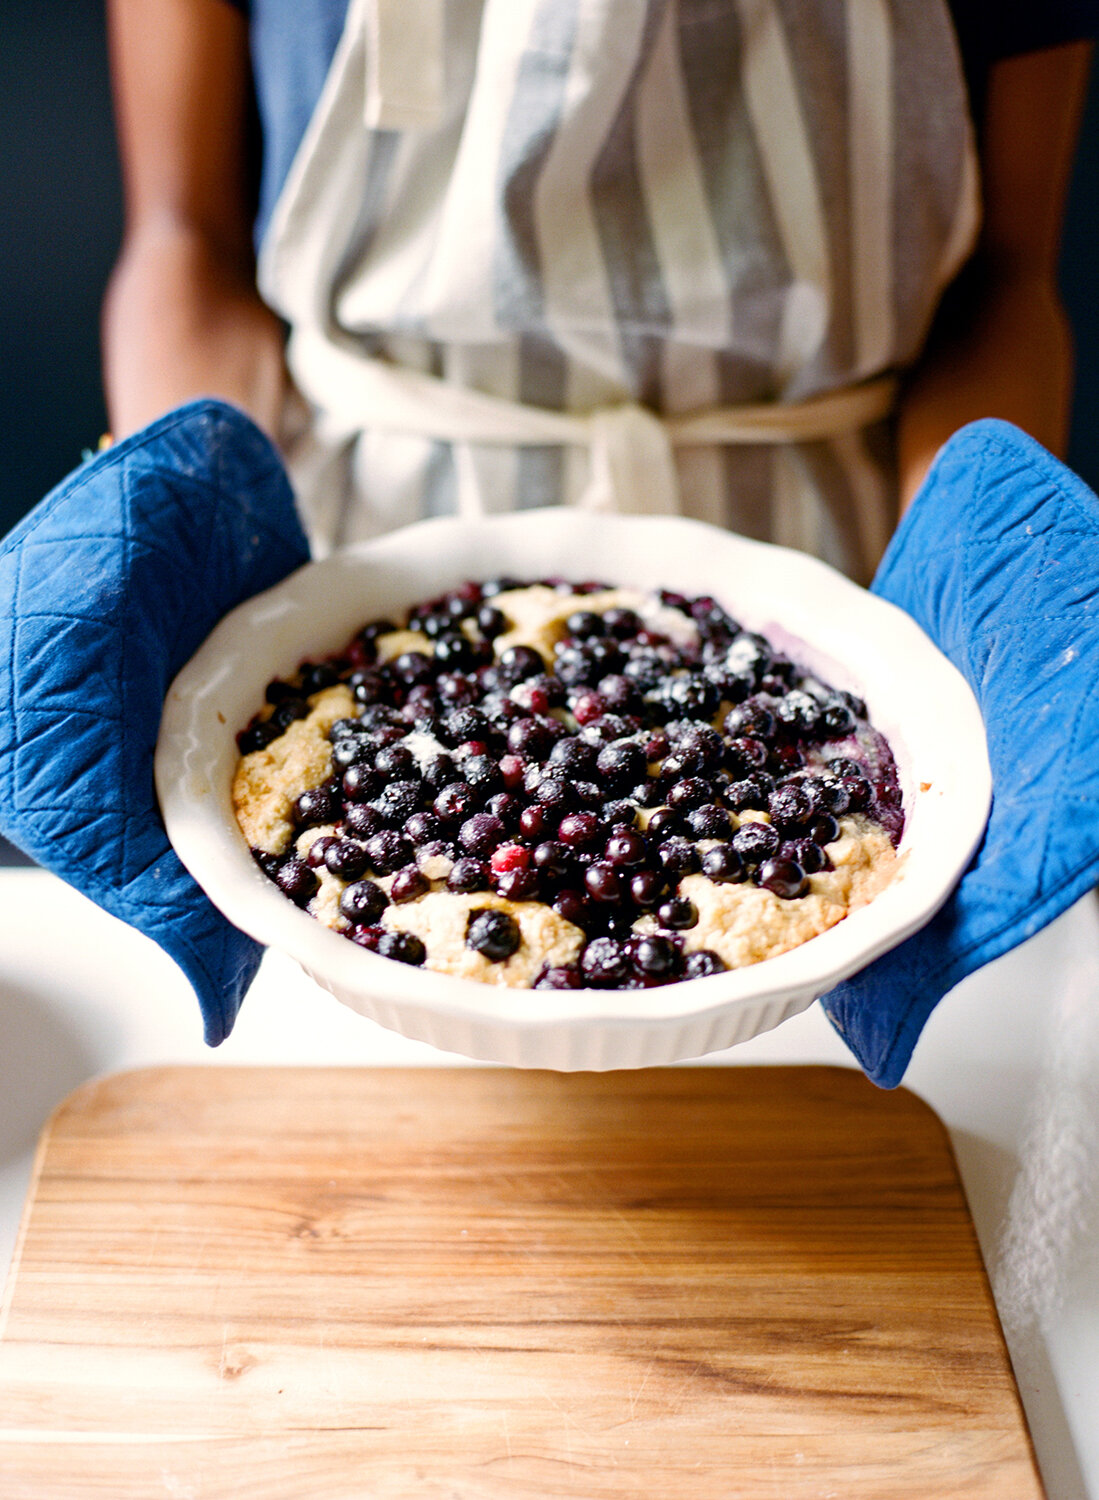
xmin=287 ymin=327 xmax=898 ymax=517
xmin=364 ymin=0 xmax=447 ymax=131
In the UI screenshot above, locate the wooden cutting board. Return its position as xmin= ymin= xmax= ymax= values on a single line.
xmin=0 ymin=1065 xmax=1042 ymax=1499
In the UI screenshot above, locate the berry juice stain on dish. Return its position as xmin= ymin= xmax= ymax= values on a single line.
xmin=232 ymin=580 xmax=904 ymax=988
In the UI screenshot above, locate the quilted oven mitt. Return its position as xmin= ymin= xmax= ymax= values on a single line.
xmin=0 ymin=399 xmax=310 ymax=1046
xmin=823 ymin=418 xmax=1099 ymax=1086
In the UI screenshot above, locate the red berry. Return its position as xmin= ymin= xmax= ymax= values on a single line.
xmin=499 ymin=753 xmax=526 ymax=789
xmin=491 ymin=843 xmax=531 ymax=875
xmin=572 ymin=691 xmax=606 ymax=725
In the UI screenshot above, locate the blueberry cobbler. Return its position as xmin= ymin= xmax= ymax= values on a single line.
xmin=233 ymin=580 xmax=904 ymax=989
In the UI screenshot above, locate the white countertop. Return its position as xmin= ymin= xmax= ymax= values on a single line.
xmin=2 ymin=867 xmax=1097 ymax=1496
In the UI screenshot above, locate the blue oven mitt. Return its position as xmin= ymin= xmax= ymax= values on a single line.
xmin=0 ymin=399 xmax=310 ymax=1045
xmin=822 ymin=418 xmax=1099 ymax=1087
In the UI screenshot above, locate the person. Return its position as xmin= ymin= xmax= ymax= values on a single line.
xmin=102 ymin=1 xmax=1095 ymax=580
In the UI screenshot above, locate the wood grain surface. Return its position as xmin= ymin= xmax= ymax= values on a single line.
xmin=0 ymin=1065 xmax=1043 ymax=1499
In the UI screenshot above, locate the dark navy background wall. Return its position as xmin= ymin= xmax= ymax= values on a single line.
xmin=1 ymin=1 xmax=1098 ymax=865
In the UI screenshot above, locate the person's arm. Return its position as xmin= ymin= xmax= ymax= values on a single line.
xmin=897 ymin=40 xmax=1093 ymax=509
xmin=102 ymin=0 xmax=286 ymax=439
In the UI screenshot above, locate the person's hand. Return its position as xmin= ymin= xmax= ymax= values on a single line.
xmin=103 ymin=0 xmax=286 ymax=439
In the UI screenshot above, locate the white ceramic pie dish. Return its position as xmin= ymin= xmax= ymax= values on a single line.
xmin=155 ymin=509 xmax=990 ymax=1069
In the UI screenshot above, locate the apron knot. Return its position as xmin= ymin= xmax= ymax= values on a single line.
xmin=582 ymin=404 xmax=681 ymax=517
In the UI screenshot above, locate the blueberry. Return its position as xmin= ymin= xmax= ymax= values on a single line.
xmin=323 ymin=839 xmax=371 ymax=881
xmin=265 ymin=679 xmax=299 ymax=705
xmin=533 ymin=774 xmax=577 ymax=813
xmin=496 ymin=868 xmax=540 ymax=902
xmin=634 ymin=934 xmax=681 ymax=978
xmin=342 ymin=763 xmax=381 ymax=804
xmin=725 ymin=634 xmax=772 ymax=681
xmin=597 ymin=674 xmax=642 ymax=713
xmin=811 ymin=775 xmax=851 ymax=816
xmin=557 ymin=812 xmax=602 ymax=848
xmin=725 ymin=738 xmax=769 ymax=776
xmin=507 ymin=717 xmax=552 ymax=759
xmin=534 ymin=965 xmax=584 ymax=990
xmin=485 ymin=790 xmax=522 ymax=827
xmin=271 ymin=697 xmax=312 ymax=731
xmin=809 ymin=812 xmax=841 ymax=845
xmin=518 ymin=804 xmax=551 ymax=841
xmin=731 ymin=821 xmax=780 ymax=866
xmin=724 ymin=779 xmax=766 ymax=813
xmin=584 ymin=861 xmax=625 ymax=903
xmin=405 ymin=810 xmax=443 ymax=846
xmin=351 ymin=671 xmax=388 ymax=707
xmin=758 ymin=857 xmax=809 ymax=899
xmin=331 ymin=737 xmax=371 ymax=772
xmin=700 ymin=843 xmax=744 ymax=882
xmin=238 ymin=720 xmax=281 ymax=755
xmin=294 ymin=785 xmax=338 ymax=827
xmin=767 ymin=743 xmax=806 ymax=775
xmin=459 ymin=813 xmax=507 ymax=857
xmin=532 ymin=841 xmax=575 ymax=883
xmin=299 ymin=662 xmax=339 ymax=695
xmin=723 ymin=701 xmax=775 ymax=740
xmin=657 ymin=896 xmax=698 ymax=930
xmin=370 ymin=780 xmax=423 ymax=826
xmin=392 ymin=651 xmax=435 ymax=686
xmin=768 ymin=785 xmax=815 ymax=832
xmin=839 ymin=775 xmax=873 ymax=812
xmin=433 ymin=633 xmax=480 ymax=671
xmin=666 ymin=777 xmax=714 ymax=811
xmin=661 ymin=675 xmax=719 ymax=719
xmin=603 ymin=829 xmax=647 ymax=866
xmin=497 ymin=645 xmax=544 ymax=682
xmin=481 ymin=576 xmax=522 ymax=598
xmin=304 ymin=835 xmax=337 ymax=870
xmin=774 ymin=691 xmax=821 ymax=741
xmin=675 ymin=725 xmax=724 ymax=771
xmin=687 ymin=804 xmax=732 ymax=840
xmin=434 ymin=782 xmax=479 ymax=824
xmin=646 ymin=807 xmax=687 ymax=840
xmin=377 ymin=931 xmax=427 ymax=966
xmin=596 ymin=741 xmax=646 ymax=789
xmin=565 ymin=610 xmax=607 ymax=639
xmin=629 ymin=869 xmax=668 ymax=908
xmin=466 ymin=908 xmax=522 ymax=961
xmin=602 ymin=607 xmax=642 ymax=639
xmin=441 ymin=708 xmax=491 ymax=747
xmin=476 ymin=604 xmax=506 ymax=638
xmin=363 ymin=830 xmax=412 ymax=875
xmin=553 ymin=888 xmax=596 ymax=931
xmin=275 ymin=857 xmax=317 ymax=906
xmin=463 ymin=754 xmax=504 ymax=797
xmin=684 ymin=950 xmax=727 ymax=979
xmin=602 ymin=798 xmax=639 ymax=829
xmin=374 ymin=744 xmax=417 ymax=779
xmin=447 ymin=857 xmax=490 ymax=894
xmin=579 ymin=937 xmax=631 ymax=984
xmin=343 ymin=803 xmax=385 ymax=841
xmin=421 ymin=753 xmax=459 ymax=793
xmin=339 ymin=879 xmax=389 ymax=924
xmin=437 ymin=671 xmax=478 ymax=707
xmin=657 ymin=837 xmax=701 ymax=877
xmin=819 ymin=701 xmax=857 ymax=739
xmin=390 ymin=866 xmax=429 ymax=903
xmin=779 ymin=837 xmax=829 ymax=874
xmin=553 ymin=644 xmax=598 ymax=687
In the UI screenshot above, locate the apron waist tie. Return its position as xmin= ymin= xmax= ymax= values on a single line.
xmin=289 ymin=330 xmax=899 ymax=518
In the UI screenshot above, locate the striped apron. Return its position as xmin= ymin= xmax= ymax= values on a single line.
xmin=259 ymin=0 xmax=979 ymax=581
